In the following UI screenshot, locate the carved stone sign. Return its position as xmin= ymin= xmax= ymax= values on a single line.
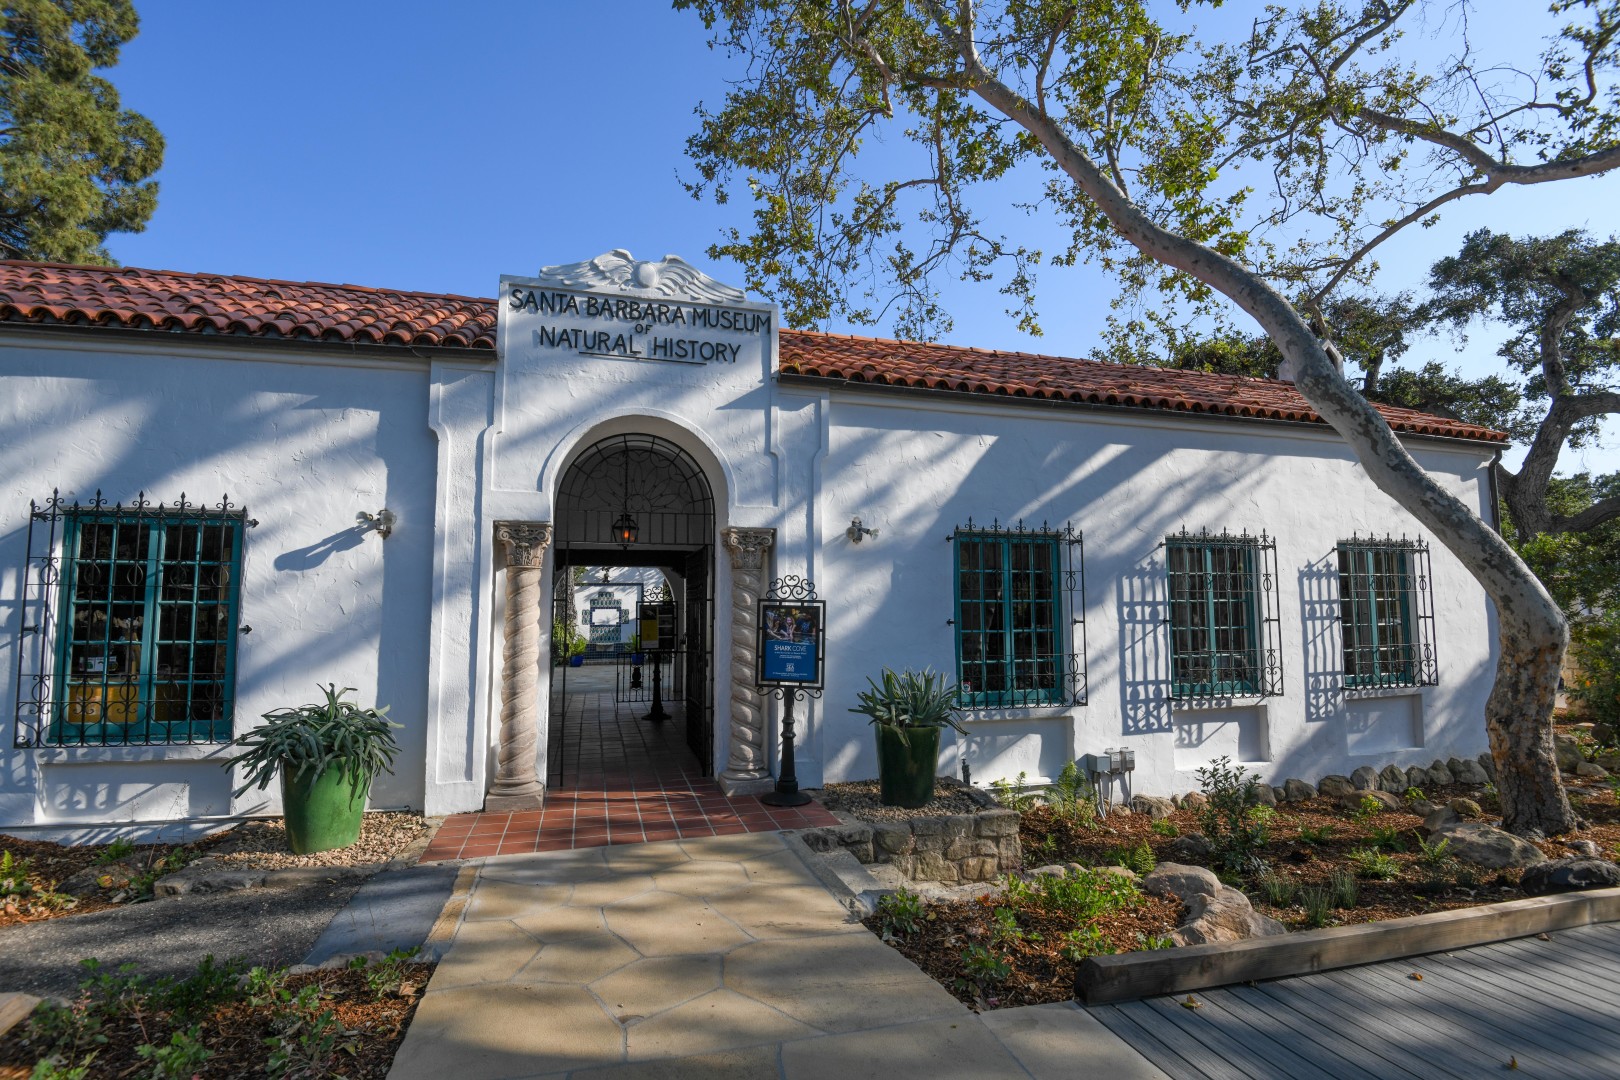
xmin=505 ymin=249 xmax=769 ymax=366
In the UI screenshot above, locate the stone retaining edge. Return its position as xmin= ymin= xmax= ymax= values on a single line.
xmin=1076 ymin=886 xmax=1620 ymax=1005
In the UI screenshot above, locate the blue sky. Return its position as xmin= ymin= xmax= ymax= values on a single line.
xmin=105 ymin=1 xmax=1620 ymax=471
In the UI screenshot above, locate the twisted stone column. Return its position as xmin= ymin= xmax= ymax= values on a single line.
xmin=720 ymin=527 xmax=775 ymax=795
xmin=485 ymin=521 xmax=551 ymax=811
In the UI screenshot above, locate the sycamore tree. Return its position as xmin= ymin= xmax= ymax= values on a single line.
xmin=0 ymin=0 xmax=162 ymax=264
xmin=678 ymin=0 xmax=1620 ymax=836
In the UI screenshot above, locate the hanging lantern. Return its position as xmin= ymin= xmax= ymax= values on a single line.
xmin=612 ymin=513 xmax=639 ymax=547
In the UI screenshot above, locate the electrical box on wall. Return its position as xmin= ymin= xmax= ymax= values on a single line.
xmin=1109 ymin=747 xmax=1136 ymax=773
xmin=1079 ymin=753 xmax=1111 ymax=774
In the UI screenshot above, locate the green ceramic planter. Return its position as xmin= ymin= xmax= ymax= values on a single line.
xmin=876 ymin=725 xmax=941 ymax=808
xmin=280 ymin=764 xmax=369 ymax=854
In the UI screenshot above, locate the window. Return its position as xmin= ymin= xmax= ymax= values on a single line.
xmin=16 ymin=493 xmax=249 ymax=747
xmin=952 ymin=522 xmax=1085 ymax=708
xmin=1165 ymin=529 xmax=1282 ymax=700
xmin=1337 ymin=537 xmax=1437 ymax=688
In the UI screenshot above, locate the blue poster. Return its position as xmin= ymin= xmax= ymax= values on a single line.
xmin=763 ymin=639 xmax=816 ymax=682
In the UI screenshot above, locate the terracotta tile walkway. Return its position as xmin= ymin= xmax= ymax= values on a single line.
xmin=420 ymin=680 xmax=837 ymax=862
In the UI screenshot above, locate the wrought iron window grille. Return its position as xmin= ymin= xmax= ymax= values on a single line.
xmin=15 ymin=490 xmax=255 ymax=749
xmin=948 ymin=518 xmax=1087 ymax=709
xmin=1162 ymin=528 xmax=1283 ymax=702
xmin=1336 ymin=534 xmax=1438 ymax=690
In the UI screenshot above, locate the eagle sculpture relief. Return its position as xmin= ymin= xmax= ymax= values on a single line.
xmin=535 ymin=250 xmax=747 ymax=304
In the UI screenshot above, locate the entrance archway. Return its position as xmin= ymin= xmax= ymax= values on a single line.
xmin=550 ymin=433 xmax=716 ymax=789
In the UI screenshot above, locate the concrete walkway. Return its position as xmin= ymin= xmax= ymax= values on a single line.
xmin=387 ymin=831 xmax=1165 ymax=1080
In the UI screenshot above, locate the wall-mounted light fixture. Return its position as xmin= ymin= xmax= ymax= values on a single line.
xmin=359 ymin=508 xmax=397 ymax=539
xmin=846 ymin=517 xmax=879 ymax=544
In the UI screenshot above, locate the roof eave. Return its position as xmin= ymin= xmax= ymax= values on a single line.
xmin=0 ymin=317 xmax=497 ymax=363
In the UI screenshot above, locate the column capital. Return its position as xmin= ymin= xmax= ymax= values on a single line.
xmin=494 ymin=521 xmax=553 ymax=569
xmin=722 ymin=527 xmax=775 ymax=571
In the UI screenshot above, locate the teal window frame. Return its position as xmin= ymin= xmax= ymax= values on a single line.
xmin=1337 ymin=541 xmax=1421 ymax=689
xmin=952 ymin=530 xmax=1064 ymax=708
xmin=50 ymin=510 xmax=244 ymax=745
xmin=1166 ymin=538 xmax=1263 ymax=698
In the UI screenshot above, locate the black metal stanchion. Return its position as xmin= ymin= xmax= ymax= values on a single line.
xmin=761 ymin=689 xmax=810 ymax=806
xmin=643 ymin=651 xmax=669 ymax=723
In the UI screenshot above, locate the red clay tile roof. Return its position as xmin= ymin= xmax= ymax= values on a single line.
xmin=0 ymin=260 xmax=1504 ymax=443
xmin=0 ymin=260 xmax=495 ymax=350
xmin=779 ymin=330 xmax=1507 ymax=443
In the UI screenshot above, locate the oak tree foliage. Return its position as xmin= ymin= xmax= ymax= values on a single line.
xmin=0 ymin=0 xmax=162 ymax=264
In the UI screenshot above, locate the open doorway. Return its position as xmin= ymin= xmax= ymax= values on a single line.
xmin=548 ymin=433 xmax=715 ymax=791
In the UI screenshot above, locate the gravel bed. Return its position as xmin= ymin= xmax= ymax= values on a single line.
xmin=202 ymin=811 xmax=434 ymax=871
xmin=811 ymin=778 xmax=997 ymax=822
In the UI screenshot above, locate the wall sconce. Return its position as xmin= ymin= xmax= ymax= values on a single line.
xmin=846 ymin=517 xmax=879 ymax=544
xmin=359 ymin=508 xmax=397 ymax=539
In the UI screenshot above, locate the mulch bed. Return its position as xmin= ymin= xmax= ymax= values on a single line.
xmin=0 ymin=962 xmax=433 ymax=1079
xmin=864 ymin=778 xmax=1620 ymax=1011
xmin=813 ymin=777 xmax=987 ymax=821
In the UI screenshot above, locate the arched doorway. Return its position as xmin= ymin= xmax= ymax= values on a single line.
xmin=550 ymin=432 xmax=716 ymax=789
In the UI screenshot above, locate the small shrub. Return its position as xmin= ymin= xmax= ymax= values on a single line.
xmin=956 ymin=944 xmax=1012 ymax=995
xmin=1368 ymin=825 xmax=1408 ymax=853
xmin=876 ymin=888 xmax=926 ymax=939
xmin=1194 ymin=756 xmax=1266 ymax=872
xmin=265 ymin=1005 xmax=355 ymax=1079
xmin=1134 ymin=931 xmax=1176 ymax=951
xmin=1300 ymin=886 xmax=1334 ymax=927
xmin=1348 ymin=847 xmax=1400 ymax=880
xmin=1349 ymin=795 xmax=1385 ymax=826
xmin=349 ymin=946 xmax=421 ymax=1000
xmin=1149 ymin=817 xmax=1180 ymax=838
xmin=1330 ymin=868 xmax=1360 ymax=907
xmin=1044 ymin=761 xmax=1097 ymax=826
xmin=988 ymin=906 xmax=1030 ymax=947
xmin=1028 ymin=867 xmax=1141 ymax=921
xmin=135 ymin=1025 xmax=211 ymax=1080
xmin=1403 ymin=786 xmax=1426 ymax=804
xmin=156 ymin=954 xmax=247 ymax=1022
xmin=989 ymin=771 xmax=1040 ymax=813
xmin=1297 ymin=823 xmax=1334 ymax=846
xmin=1059 ymin=925 xmax=1112 ymax=961
xmin=95 ymin=838 xmax=135 ymax=865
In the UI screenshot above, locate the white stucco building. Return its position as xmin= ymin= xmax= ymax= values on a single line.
xmin=0 ymin=253 xmax=1505 ymax=835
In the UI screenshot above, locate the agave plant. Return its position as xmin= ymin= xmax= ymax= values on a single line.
xmin=226 ymin=684 xmax=400 ymax=797
xmin=848 ymin=668 xmax=968 ymax=747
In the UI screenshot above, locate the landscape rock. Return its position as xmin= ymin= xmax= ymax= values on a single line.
xmin=1554 ymin=733 xmax=1584 ymax=773
xmin=1423 ymin=806 xmax=1461 ymax=832
xmin=1351 ymin=766 xmax=1379 ymax=791
xmin=1281 ymin=779 xmax=1316 ymax=803
xmin=1448 ymin=797 xmax=1483 ymax=819
xmin=1141 ymin=862 xmax=1221 ymax=901
xmin=1179 ymin=792 xmax=1209 ymax=811
xmin=1174 ymin=887 xmax=1289 ymax=946
xmin=1404 ymin=766 xmax=1429 ymax=791
xmin=1520 ymin=857 xmax=1620 ymax=895
xmin=1594 ymin=722 xmax=1617 ymax=745
xmin=56 ymin=855 xmax=147 ymax=898
xmin=1448 ymin=757 xmax=1490 ymax=786
xmin=1095 ymin=865 xmax=1140 ymax=882
xmin=1130 ymin=795 xmax=1177 ymax=821
xmin=1317 ymin=775 xmax=1355 ymax=798
xmin=1565 ymin=840 xmax=1603 ymax=858
xmin=1433 ymin=823 xmax=1548 ymax=869
xmin=152 ymin=864 xmax=267 ymax=898
xmin=1408 ymin=799 xmax=1437 ymax=817
xmin=1378 ymin=764 xmax=1408 ymax=793
xmin=1575 ymin=761 xmax=1610 ymax=779
xmin=1165 ymin=834 xmax=1214 ymax=862
xmin=1250 ymin=784 xmax=1278 ymax=808
xmin=1476 ymin=753 xmax=1497 ymax=782
xmin=1336 ymin=789 xmax=1402 ymax=812
xmin=1596 ymin=749 xmax=1620 ymax=773
xmin=1426 ymin=760 xmax=1454 ymax=788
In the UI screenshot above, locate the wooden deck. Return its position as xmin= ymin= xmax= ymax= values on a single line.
xmin=1088 ymin=923 xmax=1620 ymax=1079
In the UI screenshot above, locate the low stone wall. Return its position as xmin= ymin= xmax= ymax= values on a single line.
xmin=799 ymin=807 xmax=1023 ymax=884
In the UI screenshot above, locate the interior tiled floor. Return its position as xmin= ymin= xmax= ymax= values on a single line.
xmin=420 ymin=670 xmax=838 ymax=862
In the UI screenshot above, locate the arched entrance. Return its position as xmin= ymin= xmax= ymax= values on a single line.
xmin=550 ymin=432 xmax=716 ymax=789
